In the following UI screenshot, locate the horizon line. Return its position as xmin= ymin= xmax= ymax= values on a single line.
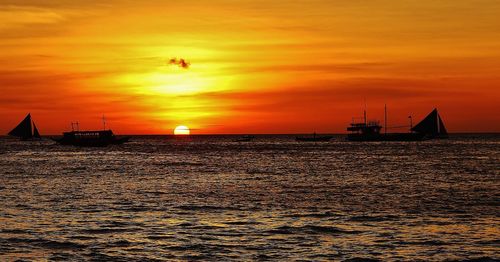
xmin=1 ymin=132 xmax=500 ymax=137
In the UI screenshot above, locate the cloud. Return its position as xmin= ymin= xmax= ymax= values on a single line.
xmin=168 ymin=58 xmax=190 ymax=69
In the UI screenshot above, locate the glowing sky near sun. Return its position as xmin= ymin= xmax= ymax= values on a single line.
xmin=1 ymin=0 xmax=499 ymax=134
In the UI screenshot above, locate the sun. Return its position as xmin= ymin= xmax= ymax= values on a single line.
xmin=174 ymin=125 xmax=190 ymax=135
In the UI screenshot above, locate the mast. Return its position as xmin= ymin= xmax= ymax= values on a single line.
xmin=363 ymin=99 xmax=367 ymax=125
xmin=436 ymin=109 xmax=440 ymax=134
xmin=409 ymin=116 xmax=413 ymax=132
xmin=438 ymin=113 xmax=448 ymax=136
xmin=384 ymin=104 xmax=387 ymax=135
xmin=33 ymin=121 xmax=41 ymax=138
xmin=364 ymin=109 xmax=367 ymax=125
xmin=71 ymin=122 xmax=80 ymax=131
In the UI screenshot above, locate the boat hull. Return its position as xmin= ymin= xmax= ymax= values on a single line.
xmin=347 ymin=133 xmax=425 ymax=142
xmin=53 ymin=130 xmax=130 ymax=147
xmin=53 ymin=137 xmax=130 ymax=147
xmin=296 ymin=136 xmax=333 ymax=142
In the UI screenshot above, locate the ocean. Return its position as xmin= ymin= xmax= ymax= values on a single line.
xmin=0 ymin=134 xmax=498 ymax=261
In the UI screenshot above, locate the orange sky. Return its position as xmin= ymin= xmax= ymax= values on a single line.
xmin=1 ymin=0 xmax=499 ymax=134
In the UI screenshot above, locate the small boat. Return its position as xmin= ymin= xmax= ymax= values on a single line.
xmin=347 ymin=107 xmax=448 ymax=141
xmin=234 ymin=135 xmax=255 ymax=142
xmin=53 ymin=130 xmax=129 ymax=147
xmin=296 ymin=133 xmax=333 ymax=142
xmin=8 ymin=113 xmax=41 ymax=140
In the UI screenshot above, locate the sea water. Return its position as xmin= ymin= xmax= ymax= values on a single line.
xmin=0 ymin=134 xmax=498 ymax=261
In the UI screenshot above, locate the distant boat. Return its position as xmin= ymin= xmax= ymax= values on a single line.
xmin=234 ymin=135 xmax=255 ymax=142
xmin=296 ymin=132 xmax=333 ymax=142
xmin=347 ymin=107 xmax=447 ymax=141
xmin=53 ymin=130 xmax=130 ymax=147
xmin=8 ymin=113 xmax=41 ymax=140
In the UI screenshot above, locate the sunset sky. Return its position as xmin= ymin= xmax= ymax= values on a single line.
xmin=1 ymin=0 xmax=499 ymax=134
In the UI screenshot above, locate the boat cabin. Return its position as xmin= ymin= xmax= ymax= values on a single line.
xmin=347 ymin=121 xmax=382 ymax=135
xmin=63 ymin=130 xmax=115 ymax=140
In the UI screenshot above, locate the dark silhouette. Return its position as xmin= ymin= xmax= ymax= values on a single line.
xmin=53 ymin=119 xmax=129 ymax=147
xmin=8 ymin=113 xmax=41 ymax=140
xmin=53 ymin=130 xmax=129 ymax=147
xmin=411 ymin=108 xmax=448 ymax=139
xmin=234 ymin=135 xmax=255 ymax=142
xmin=347 ymin=108 xmax=448 ymax=141
xmin=296 ymin=132 xmax=333 ymax=142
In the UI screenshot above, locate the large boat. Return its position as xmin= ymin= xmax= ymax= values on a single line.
xmin=53 ymin=130 xmax=130 ymax=147
xmin=296 ymin=132 xmax=333 ymax=142
xmin=347 ymin=107 xmax=448 ymax=141
xmin=8 ymin=113 xmax=41 ymax=140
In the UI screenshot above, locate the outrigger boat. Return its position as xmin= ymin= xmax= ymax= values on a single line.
xmin=347 ymin=106 xmax=448 ymax=142
xmin=53 ymin=130 xmax=130 ymax=147
xmin=296 ymin=132 xmax=333 ymax=142
xmin=8 ymin=113 xmax=41 ymax=140
xmin=53 ymin=120 xmax=130 ymax=147
xmin=234 ymin=135 xmax=255 ymax=142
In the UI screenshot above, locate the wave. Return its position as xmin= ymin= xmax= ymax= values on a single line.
xmin=0 ymin=229 xmax=28 ymax=234
xmin=80 ymin=228 xmax=131 ymax=234
xmin=147 ymin=235 xmax=175 ymax=240
xmin=448 ymin=257 xmax=499 ymax=262
xmin=267 ymin=225 xmax=362 ymax=235
xmin=394 ymin=240 xmax=446 ymax=246
xmin=175 ymin=205 xmax=245 ymax=211
xmin=37 ymin=239 xmax=87 ymax=249
xmin=343 ymin=258 xmax=381 ymax=262
xmin=223 ymin=221 xmax=261 ymax=225
xmin=475 ymin=239 xmax=500 ymax=246
xmin=106 ymin=239 xmax=133 ymax=247
xmin=1 ymin=237 xmax=86 ymax=250
xmin=285 ymin=211 xmax=338 ymax=218
xmin=348 ymin=214 xmax=399 ymax=222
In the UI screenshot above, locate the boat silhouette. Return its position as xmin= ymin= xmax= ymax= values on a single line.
xmin=296 ymin=132 xmax=333 ymax=142
xmin=53 ymin=130 xmax=130 ymax=147
xmin=8 ymin=113 xmax=41 ymax=140
xmin=347 ymin=107 xmax=448 ymax=141
xmin=53 ymin=120 xmax=130 ymax=147
xmin=411 ymin=108 xmax=448 ymax=139
xmin=234 ymin=135 xmax=255 ymax=142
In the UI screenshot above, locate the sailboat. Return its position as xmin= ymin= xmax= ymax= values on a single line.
xmin=8 ymin=113 xmax=41 ymax=140
xmin=411 ymin=108 xmax=448 ymax=139
xmin=347 ymin=108 xmax=448 ymax=141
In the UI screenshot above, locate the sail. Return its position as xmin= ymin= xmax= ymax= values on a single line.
xmin=411 ymin=109 xmax=438 ymax=134
xmin=438 ymin=114 xmax=448 ymax=137
xmin=8 ymin=114 xmax=33 ymax=139
xmin=33 ymin=122 xmax=41 ymax=138
xmin=411 ymin=108 xmax=448 ymax=138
